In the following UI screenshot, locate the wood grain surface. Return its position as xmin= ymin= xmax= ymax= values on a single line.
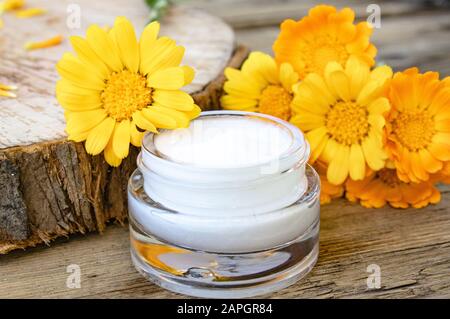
xmin=1 ymin=184 xmax=448 ymax=299
xmin=1 ymin=0 xmax=449 ymax=299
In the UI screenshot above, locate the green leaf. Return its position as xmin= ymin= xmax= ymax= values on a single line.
xmin=145 ymin=0 xmax=170 ymax=22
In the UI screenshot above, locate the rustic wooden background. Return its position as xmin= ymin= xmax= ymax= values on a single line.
xmin=1 ymin=0 xmax=450 ymax=298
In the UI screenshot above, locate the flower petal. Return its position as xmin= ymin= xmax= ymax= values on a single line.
xmin=85 ymin=117 xmax=115 ymax=155
xmin=66 ymin=109 xmax=107 ymax=135
xmin=69 ymin=35 xmax=110 ymax=78
xmin=139 ymin=21 xmax=160 ymax=71
xmin=56 ymin=90 xmax=102 ymax=112
xmin=345 ymin=56 xmax=370 ymax=99
xmin=104 ymin=137 xmax=122 ymax=167
xmin=327 ymin=144 xmax=350 ymax=185
xmin=362 ymin=136 xmax=385 ymax=170
xmin=152 ymin=89 xmax=194 ymax=111
xmin=327 ymin=70 xmax=351 ymax=102
xmin=150 ymin=105 xmax=190 ymax=128
xmin=140 ymin=36 xmax=177 ymax=75
xmin=290 ymin=112 xmax=325 ymax=131
xmin=432 ymin=133 xmax=450 ymax=146
xmin=279 ymin=63 xmax=299 ymax=92
xmin=86 ymin=24 xmax=123 ymax=71
xmin=182 ymin=65 xmax=195 ymax=85
xmin=224 ymin=67 xmax=263 ymax=98
xmin=147 ymin=67 xmax=185 ymax=90
xmin=112 ymin=119 xmax=131 ymax=158
xmin=114 ymin=17 xmax=140 ymax=73
xmin=368 ymin=114 xmax=385 ymax=131
xmin=368 ymin=97 xmax=390 ymax=115
xmin=130 ymin=121 xmax=145 ymax=147
xmin=241 ymin=51 xmax=278 ymax=87
xmin=305 ymin=126 xmax=328 ymax=162
xmin=349 ymin=144 xmax=365 ymax=180
xmin=410 ymin=151 xmax=429 ymax=181
xmin=132 ymin=110 xmax=158 ymax=133
xmin=185 ymin=104 xmax=202 ymax=120
xmin=56 ymin=53 xmax=105 ymax=91
xmin=142 ymin=108 xmax=177 ymax=129
xmin=435 ymin=118 xmax=450 ymax=132
xmin=142 ymin=41 xmax=184 ymax=76
xmin=221 ymin=94 xmax=258 ymax=110
xmin=419 ymin=148 xmax=443 ymax=174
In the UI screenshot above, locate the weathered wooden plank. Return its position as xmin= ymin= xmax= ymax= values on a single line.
xmin=1 ymin=185 xmax=448 ymax=299
xmin=233 ymin=10 xmax=450 ymax=75
xmin=184 ymin=0 xmax=429 ymax=29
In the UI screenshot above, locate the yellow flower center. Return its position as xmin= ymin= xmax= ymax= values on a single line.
xmin=326 ymin=101 xmax=369 ymax=145
xmin=377 ymin=169 xmax=400 ymax=188
xmin=301 ymin=35 xmax=349 ymax=76
xmin=392 ymin=111 xmax=435 ymax=151
xmin=101 ymin=70 xmax=152 ymax=121
xmin=258 ymin=85 xmax=292 ymax=121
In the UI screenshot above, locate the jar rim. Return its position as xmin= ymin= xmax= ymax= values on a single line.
xmin=128 ymin=163 xmax=320 ymax=219
xmin=141 ymin=111 xmax=310 ymax=173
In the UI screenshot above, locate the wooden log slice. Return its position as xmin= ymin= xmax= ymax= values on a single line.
xmin=0 ymin=0 xmax=249 ymax=253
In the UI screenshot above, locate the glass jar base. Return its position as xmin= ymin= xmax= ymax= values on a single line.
xmin=129 ymin=220 xmax=319 ymax=298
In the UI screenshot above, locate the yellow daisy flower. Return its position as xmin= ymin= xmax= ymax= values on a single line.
xmin=56 ymin=17 xmax=200 ymax=167
xmin=384 ymin=68 xmax=450 ymax=183
xmin=220 ymin=51 xmax=299 ymax=121
xmin=346 ymin=167 xmax=441 ymax=209
xmin=314 ymin=161 xmax=344 ymax=205
xmin=273 ymin=5 xmax=377 ymax=80
xmin=291 ymin=56 xmax=392 ymax=185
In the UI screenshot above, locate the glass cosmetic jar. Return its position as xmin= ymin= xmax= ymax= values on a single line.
xmin=128 ymin=111 xmax=320 ymax=298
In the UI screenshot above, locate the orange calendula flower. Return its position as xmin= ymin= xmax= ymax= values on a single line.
xmin=384 ymin=69 xmax=450 ymax=183
xmin=56 ymin=17 xmax=199 ymax=167
xmin=314 ymin=161 xmax=344 ymax=204
xmin=291 ymin=56 xmax=392 ymax=185
xmin=346 ymin=167 xmax=441 ymax=209
xmin=221 ymin=51 xmax=299 ymax=121
xmin=273 ymin=5 xmax=377 ymax=79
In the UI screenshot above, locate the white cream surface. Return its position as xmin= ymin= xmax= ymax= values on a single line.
xmin=154 ymin=116 xmax=293 ymax=168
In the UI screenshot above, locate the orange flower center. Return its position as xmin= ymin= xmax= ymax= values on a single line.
xmin=326 ymin=101 xmax=369 ymax=145
xmin=377 ymin=169 xmax=400 ymax=188
xmin=101 ymin=70 xmax=152 ymax=121
xmin=392 ymin=111 xmax=435 ymax=151
xmin=258 ymin=85 xmax=292 ymax=121
xmin=300 ymin=35 xmax=349 ymax=76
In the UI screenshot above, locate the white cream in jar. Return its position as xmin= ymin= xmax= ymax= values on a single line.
xmin=129 ymin=111 xmax=319 ymax=253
